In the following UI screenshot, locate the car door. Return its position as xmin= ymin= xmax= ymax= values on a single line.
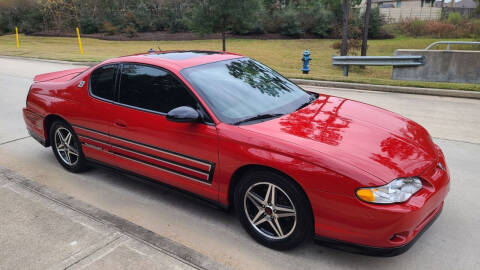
xmin=72 ymin=64 xmax=118 ymax=165
xmin=109 ymin=63 xmax=219 ymax=201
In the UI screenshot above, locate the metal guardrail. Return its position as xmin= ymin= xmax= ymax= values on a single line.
xmin=425 ymin=41 xmax=480 ymax=50
xmin=332 ymin=55 xmax=425 ymax=76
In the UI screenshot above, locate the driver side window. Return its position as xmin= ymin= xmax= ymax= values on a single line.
xmin=118 ymin=64 xmax=197 ymax=114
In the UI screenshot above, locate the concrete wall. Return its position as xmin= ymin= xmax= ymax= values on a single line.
xmin=392 ymin=49 xmax=480 ymax=84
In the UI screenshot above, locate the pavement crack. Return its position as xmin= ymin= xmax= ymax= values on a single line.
xmin=433 ymin=137 xmax=480 ymax=146
xmin=0 ymin=136 xmax=31 ymax=146
xmin=63 ymin=234 xmax=124 ymax=270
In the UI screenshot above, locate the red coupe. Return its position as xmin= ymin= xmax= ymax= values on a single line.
xmin=23 ymin=51 xmax=450 ymax=255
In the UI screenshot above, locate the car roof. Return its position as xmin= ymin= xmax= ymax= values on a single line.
xmin=101 ymin=50 xmax=244 ymax=72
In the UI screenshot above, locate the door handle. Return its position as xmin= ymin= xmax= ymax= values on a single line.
xmin=114 ymin=120 xmax=127 ymax=128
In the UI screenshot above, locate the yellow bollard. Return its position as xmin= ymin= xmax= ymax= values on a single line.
xmin=15 ymin=27 xmax=19 ymax=48
xmin=76 ymin=27 xmax=84 ymax=55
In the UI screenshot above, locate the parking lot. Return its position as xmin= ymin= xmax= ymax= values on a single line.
xmin=1 ymin=57 xmax=479 ymax=269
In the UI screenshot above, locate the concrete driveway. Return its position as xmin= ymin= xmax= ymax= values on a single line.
xmin=1 ymin=57 xmax=479 ymax=269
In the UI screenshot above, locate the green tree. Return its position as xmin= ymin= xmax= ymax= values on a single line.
xmin=189 ymin=0 xmax=263 ymax=51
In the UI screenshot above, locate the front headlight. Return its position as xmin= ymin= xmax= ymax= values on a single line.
xmin=356 ymin=177 xmax=422 ymax=204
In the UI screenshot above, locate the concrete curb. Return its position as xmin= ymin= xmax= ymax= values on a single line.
xmin=290 ymin=78 xmax=480 ymax=100
xmin=0 ymin=167 xmax=228 ymax=270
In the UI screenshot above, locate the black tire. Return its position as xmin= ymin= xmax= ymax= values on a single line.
xmin=234 ymin=169 xmax=313 ymax=250
xmin=49 ymin=120 xmax=89 ymax=173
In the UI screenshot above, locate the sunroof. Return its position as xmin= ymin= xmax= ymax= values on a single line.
xmin=146 ymin=51 xmax=220 ymax=60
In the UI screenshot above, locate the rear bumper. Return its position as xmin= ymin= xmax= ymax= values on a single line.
xmin=23 ymin=108 xmax=48 ymax=146
xmin=315 ymin=205 xmax=443 ymax=256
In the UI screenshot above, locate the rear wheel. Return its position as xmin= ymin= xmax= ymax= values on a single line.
xmin=234 ymin=170 xmax=313 ymax=250
xmin=49 ymin=121 xmax=88 ymax=173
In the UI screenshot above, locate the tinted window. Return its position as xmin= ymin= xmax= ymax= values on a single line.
xmin=119 ymin=64 xmax=197 ymax=113
xmin=90 ymin=65 xmax=116 ymax=100
xmin=181 ymin=58 xmax=313 ymax=124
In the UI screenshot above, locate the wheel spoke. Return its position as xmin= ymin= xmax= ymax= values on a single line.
xmin=57 ymin=131 xmax=66 ymax=143
xmin=275 ymin=206 xmax=295 ymax=213
xmin=66 ymin=144 xmax=78 ymax=155
xmin=268 ymin=220 xmax=282 ymax=237
xmin=270 ymin=186 xmax=276 ymax=206
xmin=251 ymin=209 xmax=264 ymax=224
xmin=264 ymin=184 xmax=272 ymax=204
xmin=65 ymin=132 xmax=72 ymax=146
xmin=57 ymin=144 xmax=66 ymax=152
xmin=65 ymin=150 xmax=71 ymax=164
xmin=254 ymin=216 xmax=267 ymax=226
xmin=247 ymin=191 xmax=264 ymax=208
xmin=276 ymin=212 xmax=295 ymax=219
xmin=273 ymin=218 xmax=284 ymax=236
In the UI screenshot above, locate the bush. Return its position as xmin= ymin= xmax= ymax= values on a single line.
xmin=123 ymin=23 xmax=137 ymax=38
xmin=447 ymin=12 xmax=463 ymax=25
xmin=331 ymin=38 xmax=363 ymax=56
xmin=465 ymin=19 xmax=480 ymax=38
xmin=278 ymin=5 xmax=304 ymax=36
xmin=297 ymin=0 xmax=333 ymax=37
xmin=400 ymin=19 xmax=427 ymax=37
xmin=398 ymin=18 xmax=480 ymax=38
xmin=134 ymin=1 xmax=152 ymax=32
xmin=367 ymin=7 xmax=392 ymax=39
xmin=102 ymin=21 xmax=117 ymax=35
xmin=79 ymin=17 xmax=99 ymax=34
xmin=151 ymin=16 xmax=167 ymax=31
xmin=424 ymin=21 xmax=458 ymax=38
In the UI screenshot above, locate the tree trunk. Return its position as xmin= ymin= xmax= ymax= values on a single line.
xmin=340 ymin=0 xmax=350 ymax=56
xmin=222 ymin=31 xmax=226 ymax=52
xmin=361 ymin=0 xmax=372 ymax=57
xmin=440 ymin=0 xmax=446 ymax=19
xmin=222 ymin=0 xmax=227 ymax=52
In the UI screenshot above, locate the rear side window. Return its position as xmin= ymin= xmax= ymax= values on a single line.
xmin=118 ymin=64 xmax=197 ymax=113
xmin=90 ymin=65 xmax=117 ymax=101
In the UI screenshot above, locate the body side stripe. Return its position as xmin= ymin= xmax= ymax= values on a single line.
xmin=112 ymin=151 xmax=211 ymax=184
xmin=77 ymin=134 xmax=212 ymax=182
xmin=72 ymin=124 xmax=213 ymax=169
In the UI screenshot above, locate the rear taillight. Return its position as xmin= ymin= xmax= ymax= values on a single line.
xmin=26 ymin=85 xmax=33 ymax=106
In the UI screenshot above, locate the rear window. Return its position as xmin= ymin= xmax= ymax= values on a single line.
xmin=90 ymin=65 xmax=117 ymax=101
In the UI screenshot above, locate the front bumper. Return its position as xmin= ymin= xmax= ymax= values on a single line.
xmin=315 ymin=203 xmax=443 ymax=256
xmin=312 ymin=146 xmax=450 ymax=255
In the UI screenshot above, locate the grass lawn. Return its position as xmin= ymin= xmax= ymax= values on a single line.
xmin=0 ymin=34 xmax=478 ymax=91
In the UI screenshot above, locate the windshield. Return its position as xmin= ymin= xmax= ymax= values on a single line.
xmin=181 ymin=58 xmax=314 ymax=125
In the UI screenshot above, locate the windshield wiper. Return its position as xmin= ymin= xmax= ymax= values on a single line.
xmin=234 ymin=113 xmax=284 ymax=125
xmin=296 ymin=93 xmax=317 ymax=111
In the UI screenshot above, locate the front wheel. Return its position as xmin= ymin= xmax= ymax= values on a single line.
xmin=50 ymin=121 xmax=88 ymax=173
xmin=234 ymin=170 xmax=313 ymax=250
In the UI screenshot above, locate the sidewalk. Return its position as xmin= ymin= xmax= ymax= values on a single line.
xmin=0 ymin=168 xmax=227 ymax=270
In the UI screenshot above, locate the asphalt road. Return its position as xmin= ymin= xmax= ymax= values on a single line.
xmin=1 ymin=57 xmax=479 ymax=270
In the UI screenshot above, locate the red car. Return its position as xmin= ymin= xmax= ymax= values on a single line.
xmin=23 ymin=51 xmax=449 ymax=255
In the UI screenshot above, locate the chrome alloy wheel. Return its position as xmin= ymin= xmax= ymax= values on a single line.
xmin=244 ymin=182 xmax=297 ymax=240
xmin=54 ymin=127 xmax=79 ymax=166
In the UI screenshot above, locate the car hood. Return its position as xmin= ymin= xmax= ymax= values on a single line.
xmin=239 ymin=94 xmax=437 ymax=183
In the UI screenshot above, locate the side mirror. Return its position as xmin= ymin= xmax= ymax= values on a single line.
xmin=166 ymin=106 xmax=200 ymax=123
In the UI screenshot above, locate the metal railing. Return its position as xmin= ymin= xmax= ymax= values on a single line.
xmin=425 ymin=41 xmax=480 ymax=50
xmin=332 ymin=55 xmax=425 ymax=76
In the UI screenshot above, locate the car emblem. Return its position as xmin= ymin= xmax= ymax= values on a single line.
xmin=77 ymin=81 xmax=85 ymax=88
